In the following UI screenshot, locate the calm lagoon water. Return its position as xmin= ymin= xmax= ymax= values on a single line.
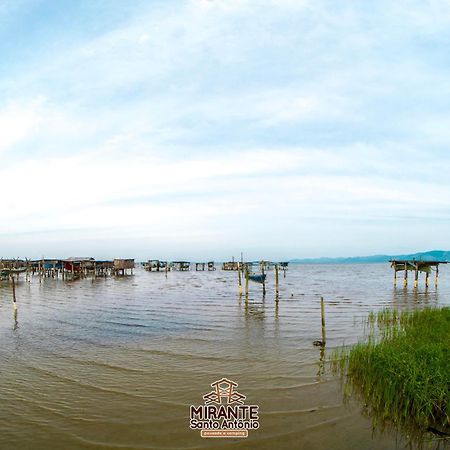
xmin=0 ymin=264 xmax=449 ymax=450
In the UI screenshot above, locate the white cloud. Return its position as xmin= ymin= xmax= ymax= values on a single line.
xmin=0 ymin=97 xmax=45 ymax=152
xmin=1 ymin=0 xmax=450 ymax=258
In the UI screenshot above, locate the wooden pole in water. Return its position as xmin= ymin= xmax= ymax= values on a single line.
xmin=436 ymin=265 xmax=439 ymax=287
xmin=12 ymin=276 xmax=17 ymax=310
xmin=320 ymin=296 xmax=326 ymax=346
xmin=275 ymin=264 xmax=279 ymax=300
xmin=238 ymin=263 xmax=242 ymax=294
xmin=403 ymin=263 xmax=408 ymax=287
xmin=262 ymin=266 xmax=266 ymax=296
xmin=245 ymin=267 xmax=249 ymax=296
xmin=425 ymin=270 xmax=429 ymax=289
xmin=240 ymin=252 xmax=244 ymax=288
xmin=414 ymin=264 xmax=418 ymax=289
xmin=394 ymin=267 xmax=397 ymax=286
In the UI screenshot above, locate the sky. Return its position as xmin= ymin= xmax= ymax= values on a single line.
xmin=1 ymin=0 xmax=450 ymax=261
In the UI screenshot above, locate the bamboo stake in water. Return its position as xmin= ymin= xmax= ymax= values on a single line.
xmin=275 ymin=264 xmax=279 ymax=299
xmin=12 ymin=276 xmax=17 ymax=310
xmin=262 ymin=267 xmax=266 ymax=296
xmin=245 ymin=267 xmax=249 ymax=296
xmin=320 ymin=296 xmax=326 ymax=346
xmin=238 ymin=263 xmax=242 ymax=294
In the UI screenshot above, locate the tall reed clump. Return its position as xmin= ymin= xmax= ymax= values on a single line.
xmin=332 ymin=307 xmax=449 ymax=442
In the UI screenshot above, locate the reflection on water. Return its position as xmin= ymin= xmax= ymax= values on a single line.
xmin=0 ymin=264 xmax=449 ymax=450
xmin=12 ymin=307 xmax=18 ymax=331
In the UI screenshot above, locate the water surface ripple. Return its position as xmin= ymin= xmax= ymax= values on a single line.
xmin=1 ymin=264 xmax=449 ymax=449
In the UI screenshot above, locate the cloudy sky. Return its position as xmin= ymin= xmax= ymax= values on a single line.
xmin=1 ymin=0 xmax=450 ymax=260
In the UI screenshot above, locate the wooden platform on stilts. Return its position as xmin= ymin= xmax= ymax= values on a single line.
xmin=390 ymin=260 xmax=447 ymax=288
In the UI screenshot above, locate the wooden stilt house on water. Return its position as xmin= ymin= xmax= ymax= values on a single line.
xmin=31 ymin=258 xmax=113 ymax=279
xmin=144 ymin=260 xmax=168 ymax=272
xmin=222 ymin=261 xmax=240 ymax=270
xmin=94 ymin=260 xmax=114 ymax=277
xmin=36 ymin=259 xmax=63 ymax=278
xmin=63 ymin=257 xmax=95 ymax=278
xmin=0 ymin=259 xmax=27 ymax=280
xmin=172 ymin=261 xmax=190 ymax=271
xmin=113 ymin=258 xmax=135 ymax=276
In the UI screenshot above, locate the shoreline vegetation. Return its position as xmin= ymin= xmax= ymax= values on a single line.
xmin=332 ymin=307 xmax=449 ymax=446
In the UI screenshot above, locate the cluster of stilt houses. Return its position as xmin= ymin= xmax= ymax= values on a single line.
xmin=0 ymin=257 xmax=289 ymax=281
xmin=2 ymin=256 xmax=447 ymax=289
xmin=143 ymin=259 xmax=289 ymax=273
xmin=0 ymin=258 xmax=135 ymax=281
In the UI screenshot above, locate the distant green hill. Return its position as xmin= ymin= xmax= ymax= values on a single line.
xmin=290 ymin=250 xmax=450 ymax=264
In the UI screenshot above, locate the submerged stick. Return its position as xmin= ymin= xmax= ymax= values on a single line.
xmin=245 ymin=267 xmax=249 ymax=296
xmin=12 ymin=276 xmax=17 ymax=310
xmin=320 ymin=296 xmax=326 ymax=345
xmin=262 ymin=267 xmax=266 ymax=296
xmin=275 ymin=264 xmax=279 ymax=300
xmin=238 ymin=263 xmax=242 ymax=294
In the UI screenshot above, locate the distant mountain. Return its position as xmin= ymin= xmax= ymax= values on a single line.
xmin=290 ymin=250 xmax=450 ymax=264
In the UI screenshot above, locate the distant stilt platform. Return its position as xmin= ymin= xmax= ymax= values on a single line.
xmin=390 ymin=260 xmax=447 ymax=288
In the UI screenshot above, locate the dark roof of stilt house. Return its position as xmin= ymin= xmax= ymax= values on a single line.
xmin=66 ymin=257 xmax=95 ymax=261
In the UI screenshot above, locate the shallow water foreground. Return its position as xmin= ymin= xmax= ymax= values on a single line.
xmin=0 ymin=264 xmax=448 ymax=450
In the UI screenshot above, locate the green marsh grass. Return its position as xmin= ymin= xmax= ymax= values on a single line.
xmin=332 ymin=307 xmax=450 ymax=446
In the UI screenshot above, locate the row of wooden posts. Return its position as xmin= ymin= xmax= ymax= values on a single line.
xmin=395 ymin=267 xmax=437 ymax=288
xmin=2 ymin=259 xmax=329 ymax=348
xmin=390 ymin=260 xmax=445 ymax=288
xmin=5 ymin=258 xmax=447 ymax=349
xmin=235 ymin=263 xmax=326 ymax=346
xmin=237 ymin=263 xmax=282 ymax=300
